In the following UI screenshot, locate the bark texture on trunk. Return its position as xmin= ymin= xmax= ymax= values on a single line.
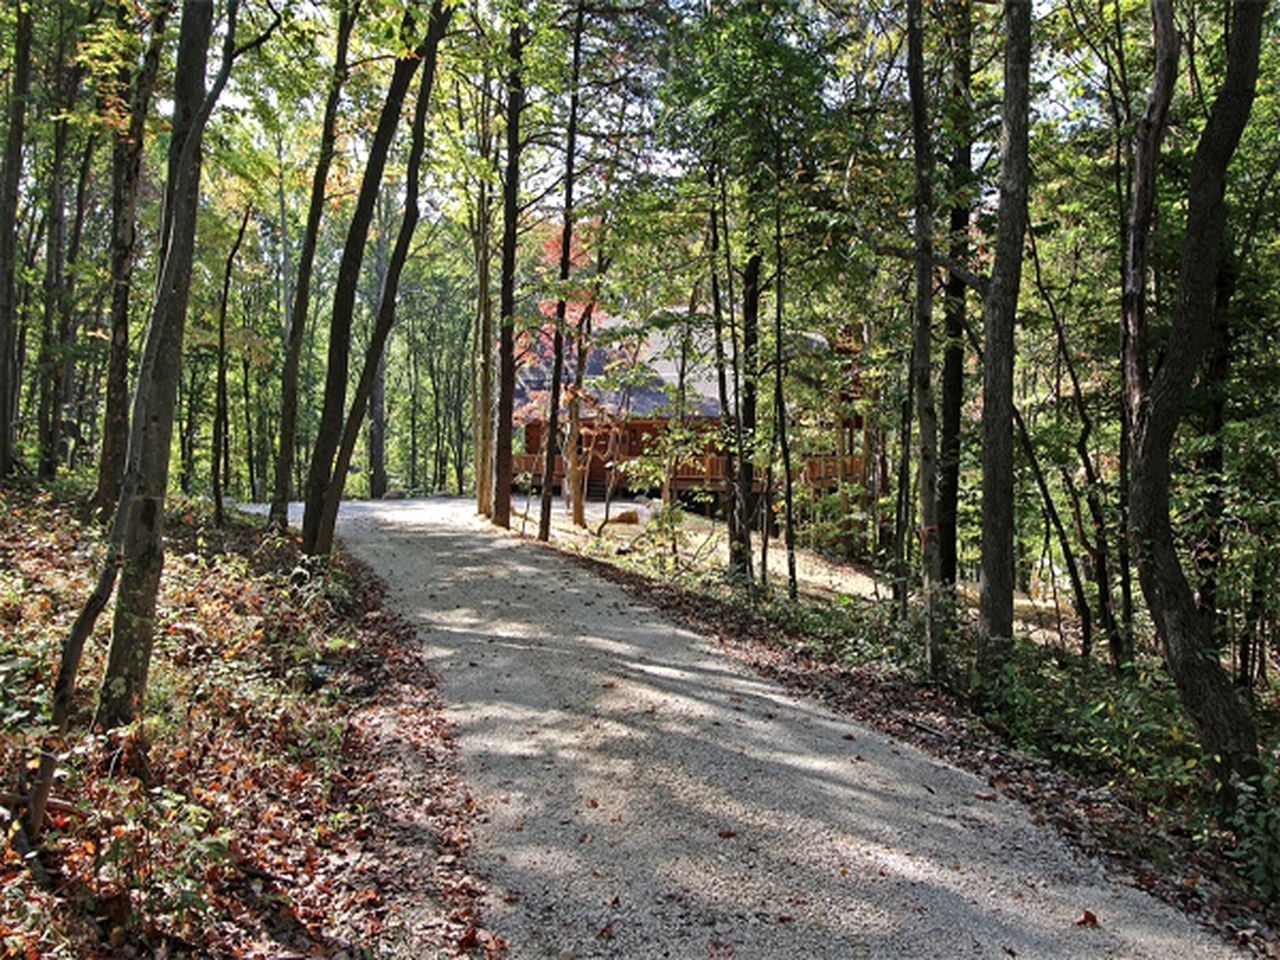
xmin=1124 ymin=0 xmax=1265 ymax=787
xmin=312 ymin=2 xmax=450 ymax=556
xmin=907 ymin=0 xmax=943 ymax=675
xmin=302 ymin=8 xmax=426 ymax=553
xmin=0 ymin=1 xmax=33 ymax=476
xmin=94 ymin=0 xmax=250 ymax=730
xmin=977 ymin=0 xmax=1031 ymax=674
xmin=492 ymin=23 xmax=525 ymax=530
xmin=939 ymin=0 xmax=971 ymax=590
xmin=93 ymin=4 xmax=168 ymax=513
xmin=538 ymin=0 xmax=586 ymax=542
xmin=271 ymin=2 xmax=353 ymax=529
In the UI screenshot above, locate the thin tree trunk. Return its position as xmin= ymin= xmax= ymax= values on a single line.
xmin=301 ymin=6 xmax=423 ymax=553
xmin=271 ymin=0 xmax=354 ymax=529
xmin=37 ymin=89 xmax=68 ymax=479
xmin=369 ymin=349 xmax=387 ymax=498
xmin=709 ymin=175 xmax=751 ymax=578
xmin=1028 ymin=231 xmax=1122 ymax=665
xmin=538 ymin=0 xmax=586 ymax=542
xmin=939 ymin=0 xmax=971 ymax=591
xmin=0 ymin=1 xmax=32 ymax=476
xmin=92 ymin=2 xmax=169 ymax=514
xmin=213 ymin=207 xmax=251 ymax=526
xmin=492 ymin=23 xmax=525 ymax=530
xmin=312 ymin=2 xmax=450 ymax=555
xmin=977 ymin=0 xmax=1032 ymax=675
xmin=1124 ymin=0 xmax=1264 ymax=790
xmin=907 ymin=0 xmax=943 ymax=674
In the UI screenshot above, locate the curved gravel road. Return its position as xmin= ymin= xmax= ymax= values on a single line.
xmin=328 ymin=498 xmax=1236 ymax=960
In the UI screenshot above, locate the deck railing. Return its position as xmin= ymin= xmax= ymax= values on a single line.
xmin=511 ymin=452 xmax=862 ymax=492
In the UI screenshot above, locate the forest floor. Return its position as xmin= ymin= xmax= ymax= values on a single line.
xmin=1 ymin=485 xmax=485 ymax=958
xmin=323 ymin=496 xmax=1247 ymax=959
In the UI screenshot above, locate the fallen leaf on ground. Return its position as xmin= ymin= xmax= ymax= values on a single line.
xmin=1075 ymin=909 xmax=1098 ymax=927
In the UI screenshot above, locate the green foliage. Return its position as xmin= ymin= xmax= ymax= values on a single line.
xmin=1229 ymin=759 xmax=1280 ymax=902
xmin=977 ymin=646 xmax=1213 ymax=813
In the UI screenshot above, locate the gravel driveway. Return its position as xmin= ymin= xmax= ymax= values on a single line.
xmin=327 ymin=497 xmax=1236 ymax=960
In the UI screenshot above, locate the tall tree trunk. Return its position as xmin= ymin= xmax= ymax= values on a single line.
xmin=38 ymin=50 xmax=69 ymax=480
xmin=1124 ymin=0 xmax=1264 ymax=789
xmin=31 ymin=1 xmax=254 ymax=836
xmin=708 ymin=176 xmax=751 ymax=578
xmin=492 ymin=23 xmax=525 ymax=530
xmin=271 ymin=1 xmax=354 ymax=529
xmin=300 ymin=6 xmax=423 ymax=553
xmin=92 ymin=0 xmax=267 ymax=733
xmin=467 ymin=66 xmax=497 ymax=518
xmin=369 ymin=350 xmax=388 ymax=498
xmin=312 ymin=2 xmax=450 ymax=556
xmin=772 ymin=153 xmax=796 ymax=601
xmin=0 ymin=0 xmax=32 ymax=477
xmin=907 ymin=0 xmax=943 ymax=675
xmin=977 ymin=0 xmax=1032 ymax=675
xmin=939 ymin=0 xmax=970 ymax=591
xmin=212 ymin=207 xmax=251 ymax=526
xmin=58 ymin=131 xmax=97 ymax=470
xmin=538 ymin=0 xmax=586 ymax=542
xmin=739 ymin=234 xmax=761 ymax=545
xmin=92 ymin=2 xmax=169 ymax=514
xmin=473 ymin=186 xmax=494 ymax=513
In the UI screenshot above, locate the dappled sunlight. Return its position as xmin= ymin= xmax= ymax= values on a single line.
xmin=328 ymin=498 xmax=1233 ymax=959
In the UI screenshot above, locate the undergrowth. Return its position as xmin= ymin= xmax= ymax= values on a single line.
xmin=0 ymin=482 xmax=391 ymax=958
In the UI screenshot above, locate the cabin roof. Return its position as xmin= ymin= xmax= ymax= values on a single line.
xmin=513 ymin=308 xmax=835 ymax=425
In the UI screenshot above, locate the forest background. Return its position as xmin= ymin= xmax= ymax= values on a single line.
xmin=1 ymin=0 xmax=1278 ymax=953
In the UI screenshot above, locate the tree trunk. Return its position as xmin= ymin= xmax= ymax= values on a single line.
xmin=92 ymin=0 xmax=260 ymax=733
xmin=1124 ymin=0 xmax=1264 ymax=789
xmin=271 ymin=1 xmax=354 ymax=530
xmin=212 ymin=207 xmax=251 ymax=526
xmin=538 ymin=0 xmax=586 ymax=542
xmin=92 ymin=3 xmax=168 ymax=514
xmin=939 ymin=0 xmax=970 ymax=591
xmin=301 ymin=6 xmax=424 ymax=553
xmin=492 ymin=23 xmax=525 ymax=530
xmin=772 ymin=163 xmax=797 ymax=601
xmin=467 ymin=65 xmax=497 ymax=518
xmin=739 ymin=240 xmax=761 ymax=543
xmin=0 ymin=0 xmax=32 ymax=477
xmin=708 ymin=175 xmax=751 ymax=578
xmin=37 ymin=49 xmax=69 ymax=480
xmin=907 ymin=0 xmax=944 ymax=675
xmin=312 ymin=2 xmax=450 ymax=556
xmin=369 ymin=349 xmax=387 ymax=498
xmin=977 ymin=0 xmax=1032 ymax=675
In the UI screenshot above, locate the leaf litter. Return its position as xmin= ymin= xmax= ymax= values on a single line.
xmin=0 ymin=485 xmax=489 ymax=958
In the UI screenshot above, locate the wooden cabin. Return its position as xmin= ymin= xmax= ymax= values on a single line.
xmin=510 ymin=312 xmax=864 ymax=499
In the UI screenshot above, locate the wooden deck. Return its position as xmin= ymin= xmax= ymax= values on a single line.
xmin=511 ymin=452 xmax=861 ymax=496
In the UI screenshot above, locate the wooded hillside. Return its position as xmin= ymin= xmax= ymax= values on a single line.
xmin=1 ymin=0 xmax=1278 ymax=952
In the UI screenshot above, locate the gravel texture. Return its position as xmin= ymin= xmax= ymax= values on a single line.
xmin=327 ymin=497 xmax=1238 ymax=960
